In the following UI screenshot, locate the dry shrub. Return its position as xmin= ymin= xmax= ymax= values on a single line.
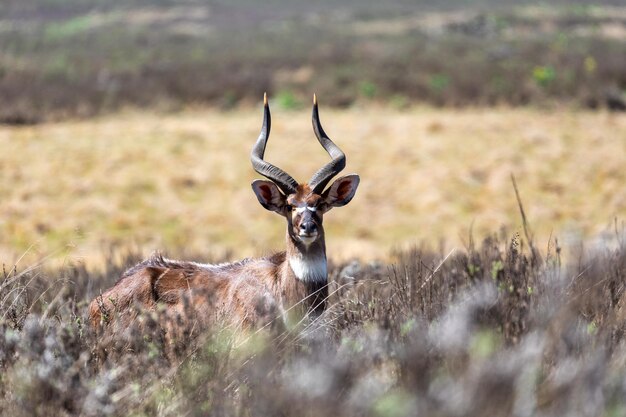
xmin=0 ymin=230 xmax=625 ymax=416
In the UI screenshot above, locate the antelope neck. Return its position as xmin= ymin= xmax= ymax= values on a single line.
xmin=286 ymin=234 xmax=327 ymax=283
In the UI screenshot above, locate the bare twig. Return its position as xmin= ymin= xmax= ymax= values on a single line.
xmin=511 ymin=174 xmax=539 ymax=263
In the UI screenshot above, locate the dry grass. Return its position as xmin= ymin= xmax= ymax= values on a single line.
xmin=0 ymin=106 xmax=624 ymax=266
xmin=1 ymin=229 xmax=625 ymax=416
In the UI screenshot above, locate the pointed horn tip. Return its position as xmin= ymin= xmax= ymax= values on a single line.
xmin=263 ymin=92 xmax=268 ymax=106
xmin=313 ymin=93 xmax=317 ymax=105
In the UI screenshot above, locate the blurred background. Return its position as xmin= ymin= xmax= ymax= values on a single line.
xmin=0 ymin=0 xmax=624 ymax=266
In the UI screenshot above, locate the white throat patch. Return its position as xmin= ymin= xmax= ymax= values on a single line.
xmin=289 ymin=255 xmax=327 ymax=283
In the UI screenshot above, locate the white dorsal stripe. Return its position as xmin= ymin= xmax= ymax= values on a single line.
xmin=161 ymin=257 xmax=238 ymax=270
xmin=289 ymin=255 xmax=327 ymax=283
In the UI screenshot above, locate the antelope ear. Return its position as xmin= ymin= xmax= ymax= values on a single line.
xmin=322 ymin=174 xmax=360 ymax=208
xmin=251 ymin=180 xmax=287 ymax=214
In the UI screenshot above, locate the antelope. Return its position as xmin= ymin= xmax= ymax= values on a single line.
xmin=89 ymin=94 xmax=360 ymax=334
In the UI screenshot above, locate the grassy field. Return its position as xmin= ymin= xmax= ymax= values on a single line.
xmin=0 ymin=106 xmax=624 ymax=267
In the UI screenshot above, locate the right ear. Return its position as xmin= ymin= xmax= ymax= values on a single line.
xmin=251 ymin=180 xmax=287 ymax=214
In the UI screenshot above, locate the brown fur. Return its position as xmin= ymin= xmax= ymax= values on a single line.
xmin=89 ymin=166 xmax=358 ymax=342
xmin=89 ymin=245 xmax=327 ymax=334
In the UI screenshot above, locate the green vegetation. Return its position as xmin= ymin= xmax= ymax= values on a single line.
xmin=275 ymin=90 xmax=301 ymax=110
xmin=532 ymin=65 xmax=557 ymax=88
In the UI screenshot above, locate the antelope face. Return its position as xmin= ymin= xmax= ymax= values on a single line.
xmin=250 ymin=93 xmax=359 ymax=248
xmin=288 ymin=186 xmax=323 ymax=244
xmin=252 ymin=177 xmax=360 ymax=246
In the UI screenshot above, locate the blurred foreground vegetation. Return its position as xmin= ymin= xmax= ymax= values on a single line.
xmin=0 ymin=231 xmax=625 ymax=416
xmin=1 ymin=0 xmax=625 ymax=123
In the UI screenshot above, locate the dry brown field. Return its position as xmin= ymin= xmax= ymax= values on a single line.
xmin=0 ymin=106 xmax=624 ymax=267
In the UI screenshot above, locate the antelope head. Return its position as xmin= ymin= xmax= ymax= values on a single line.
xmin=250 ymin=94 xmax=360 ymax=256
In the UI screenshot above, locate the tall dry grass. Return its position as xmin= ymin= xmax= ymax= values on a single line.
xmin=0 ymin=230 xmax=625 ymax=416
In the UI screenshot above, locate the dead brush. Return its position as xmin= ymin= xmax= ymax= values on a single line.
xmin=0 ymin=232 xmax=625 ymax=416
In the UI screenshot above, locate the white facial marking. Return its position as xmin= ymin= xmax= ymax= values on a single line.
xmin=295 ymin=206 xmax=317 ymax=213
xmin=298 ymin=235 xmax=317 ymax=245
xmin=289 ymin=255 xmax=327 ymax=283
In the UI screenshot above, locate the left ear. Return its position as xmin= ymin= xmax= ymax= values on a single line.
xmin=322 ymin=174 xmax=360 ymax=209
xmin=251 ymin=180 xmax=287 ymax=214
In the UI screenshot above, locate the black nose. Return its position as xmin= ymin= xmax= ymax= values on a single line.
xmin=300 ymin=222 xmax=317 ymax=235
